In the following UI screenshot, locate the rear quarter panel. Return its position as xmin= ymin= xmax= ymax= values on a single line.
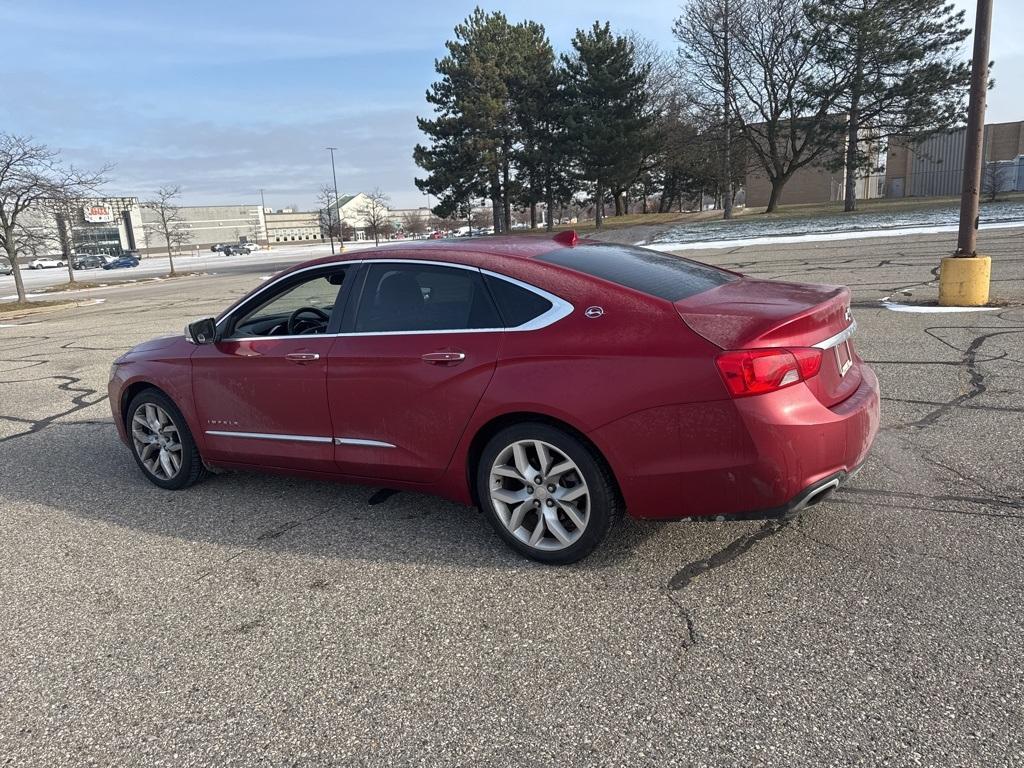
xmin=436 ymin=261 xmax=733 ymax=509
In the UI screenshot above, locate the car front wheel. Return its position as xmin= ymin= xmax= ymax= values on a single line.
xmin=126 ymin=389 xmax=207 ymax=489
xmin=476 ymin=422 xmax=620 ymax=564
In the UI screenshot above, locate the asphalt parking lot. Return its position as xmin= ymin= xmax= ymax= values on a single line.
xmin=1 ymin=228 xmax=1023 ymax=766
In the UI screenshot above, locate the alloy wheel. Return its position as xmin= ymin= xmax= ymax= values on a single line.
xmin=130 ymin=403 xmax=183 ymax=480
xmin=488 ymin=439 xmax=590 ymax=551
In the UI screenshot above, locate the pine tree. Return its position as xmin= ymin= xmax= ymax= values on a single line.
xmin=807 ymin=0 xmax=970 ymax=211
xmin=562 ymin=22 xmax=652 ymax=230
xmin=414 ymin=9 xmax=519 ymax=233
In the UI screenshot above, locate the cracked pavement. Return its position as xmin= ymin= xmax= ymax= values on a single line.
xmin=1 ymin=228 xmax=1023 ymax=766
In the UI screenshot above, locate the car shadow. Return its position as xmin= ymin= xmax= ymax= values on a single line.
xmin=4 ymin=422 xmax=669 ymax=571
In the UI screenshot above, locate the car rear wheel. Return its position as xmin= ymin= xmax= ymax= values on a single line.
xmin=476 ymin=423 xmax=620 ymax=564
xmin=127 ymin=389 xmax=207 ymax=490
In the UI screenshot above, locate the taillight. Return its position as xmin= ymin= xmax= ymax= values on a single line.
xmin=715 ymin=347 xmax=823 ymax=397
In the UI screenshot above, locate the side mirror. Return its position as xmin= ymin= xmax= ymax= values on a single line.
xmin=186 ymin=318 xmax=218 ymax=345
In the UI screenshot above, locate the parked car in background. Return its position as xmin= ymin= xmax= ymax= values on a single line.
xmin=210 ymin=244 xmax=225 ymax=253
xmin=108 ymin=233 xmax=879 ymax=564
xmin=102 ymin=255 xmax=140 ymax=270
xmin=0 ymin=259 xmax=12 ymax=276
xmin=222 ymin=245 xmax=252 ymax=256
xmin=28 ymin=256 xmax=66 ymax=269
xmin=73 ymin=254 xmax=108 ymax=270
xmin=241 ymin=243 xmax=260 ymax=251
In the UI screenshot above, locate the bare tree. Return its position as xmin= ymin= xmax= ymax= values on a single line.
xmin=316 ymin=185 xmax=340 ymax=251
xmin=359 ymin=188 xmax=391 ymax=245
xmin=142 ymin=186 xmax=191 ymax=276
xmin=981 ymin=161 xmax=1012 ymax=203
xmin=400 ymin=210 xmax=428 ymax=238
xmin=675 ymin=0 xmax=744 ymax=219
xmin=0 ymin=135 xmax=105 ymax=303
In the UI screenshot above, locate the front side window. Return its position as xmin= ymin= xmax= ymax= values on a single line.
xmin=231 ymin=268 xmax=348 ymax=337
xmin=354 ymin=263 xmax=500 ymax=333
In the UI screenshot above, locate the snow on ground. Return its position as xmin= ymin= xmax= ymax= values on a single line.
xmin=648 ymin=199 xmax=1024 ymax=247
xmin=644 ymin=218 xmax=1024 ymax=252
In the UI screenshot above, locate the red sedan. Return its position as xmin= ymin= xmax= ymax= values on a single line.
xmin=109 ymin=233 xmax=879 ymax=563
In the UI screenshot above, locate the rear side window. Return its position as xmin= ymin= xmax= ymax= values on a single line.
xmin=538 ymin=244 xmax=735 ymax=301
xmin=354 ymin=263 xmax=501 ymax=332
xmin=483 ymin=274 xmax=553 ymax=328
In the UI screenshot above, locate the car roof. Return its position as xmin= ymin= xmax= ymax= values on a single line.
xmin=291 ymin=235 xmax=571 ymax=271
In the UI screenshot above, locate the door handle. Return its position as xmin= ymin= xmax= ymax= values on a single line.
xmin=285 ymin=352 xmax=320 ymax=363
xmin=421 ymin=351 xmax=466 ymax=364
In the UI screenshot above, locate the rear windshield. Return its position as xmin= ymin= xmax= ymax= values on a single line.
xmin=538 ymin=243 xmax=735 ymax=301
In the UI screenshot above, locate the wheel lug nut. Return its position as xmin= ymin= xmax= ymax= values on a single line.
xmin=534 ymin=476 xmax=542 ymax=484
xmin=545 ymin=499 xmax=554 ymax=507
xmin=547 ymin=485 xmax=555 ymax=493
xmin=526 ymin=486 xmax=534 ymax=494
xmin=534 ymin=499 xmax=541 ymax=507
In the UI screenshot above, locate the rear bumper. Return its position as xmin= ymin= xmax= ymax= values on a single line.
xmin=594 ymin=364 xmax=880 ymax=521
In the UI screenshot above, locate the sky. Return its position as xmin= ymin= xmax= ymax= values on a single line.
xmin=3 ymin=0 xmax=1021 ymax=211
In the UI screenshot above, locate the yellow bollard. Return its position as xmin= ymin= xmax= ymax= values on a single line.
xmin=938 ymin=256 xmax=991 ymax=307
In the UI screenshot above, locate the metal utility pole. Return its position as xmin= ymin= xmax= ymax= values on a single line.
xmin=326 ymin=147 xmax=343 ymax=252
xmin=939 ymin=0 xmax=993 ymax=306
xmin=955 ymin=0 xmax=993 ymax=257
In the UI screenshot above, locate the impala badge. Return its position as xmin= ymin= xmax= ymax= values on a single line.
xmin=585 ymin=306 xmax=604 ymax=319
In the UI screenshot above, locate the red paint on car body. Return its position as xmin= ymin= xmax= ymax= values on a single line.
xmin=109 ymin=237 xmax=879 ymax=520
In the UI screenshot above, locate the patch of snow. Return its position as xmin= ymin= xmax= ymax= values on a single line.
xmin=644 ymin=219 xmax=1024 ymax=251
xmin=881 ymin=302 xmax=1000 ymax=313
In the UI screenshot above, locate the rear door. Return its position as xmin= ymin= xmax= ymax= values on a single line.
xmin=327 ymin=260 xmax=502 ymax=482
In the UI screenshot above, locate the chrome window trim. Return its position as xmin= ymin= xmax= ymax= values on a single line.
xmin=205 ymin=430 xmax=333 ymax=444
xmin=813 ymin=319 xmax=858 ymax=350
xmin=479 ymin=267 xmax=574 ymax=331
xmin=334 ymin=437 xmax=396 ymax=448
xmin=215 ymin=257 xmax=574 ymax=341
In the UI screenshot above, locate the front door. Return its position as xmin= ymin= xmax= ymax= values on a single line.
xmin=327 ymin=261 xmax=503 ymax=482
xmin=192 ymin=264 xmax=352 ymax=472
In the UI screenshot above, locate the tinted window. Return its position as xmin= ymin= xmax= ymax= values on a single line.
xmin=355 ymin=263 xmax=500 ymax=332
xmin=484 ymin=274 xmax=553 ymax=328
xmin=538 ymin=244 xmax=735 ymax=301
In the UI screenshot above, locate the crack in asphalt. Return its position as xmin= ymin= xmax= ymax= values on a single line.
xmin=0 ymin=375 xmax=108 ymax=445
xmin=907 ymin=328 xmax=1023 ymax=429
xmin=667 ymin=519 xmax=791 ymax=591
xmin=664 ymin=592 xmax=699 ymax=649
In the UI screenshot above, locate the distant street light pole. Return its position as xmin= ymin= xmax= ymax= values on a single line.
xmin=939 ymin=0 xmax=993 ymax=306
xmin=326 ymin=147 xmax=343 ymax=252
xmin=259 ymin=188 xmax=268 ymax=247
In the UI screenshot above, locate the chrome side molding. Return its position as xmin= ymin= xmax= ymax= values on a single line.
xmin=333 ymin=437 xmax=396 ymax=448
xmin=204 ymin=430 xmax=397 ymax=449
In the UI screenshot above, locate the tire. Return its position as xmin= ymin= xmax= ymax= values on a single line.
xmin=126 ymin=388 xmax=207 ymax=490
xmin=476 ymin=422 xmax=621 ymax=564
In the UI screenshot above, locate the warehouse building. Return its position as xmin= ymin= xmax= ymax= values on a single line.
xmin=40 ymin=199 xmax=270 ymax=257
xmin=264 ymin=210 xmax=324 ymax=243
xmin=743 ymin=127 xmax=884 ymax=208
xmin=136 ymin=204 xmax=266 ymax=252
xmin=885 ymin=120 xmax=1024 ymax=198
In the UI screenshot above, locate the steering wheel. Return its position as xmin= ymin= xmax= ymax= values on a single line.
xmin=287 ymin=306 xmax=330 ymax=335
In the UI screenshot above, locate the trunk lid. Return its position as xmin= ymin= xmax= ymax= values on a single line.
xmin=675 ymin=278 xmax=861 ymax=407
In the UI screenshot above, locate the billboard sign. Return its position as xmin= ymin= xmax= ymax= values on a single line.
xmin=83 ymin=204 xmax=114 ymax=223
